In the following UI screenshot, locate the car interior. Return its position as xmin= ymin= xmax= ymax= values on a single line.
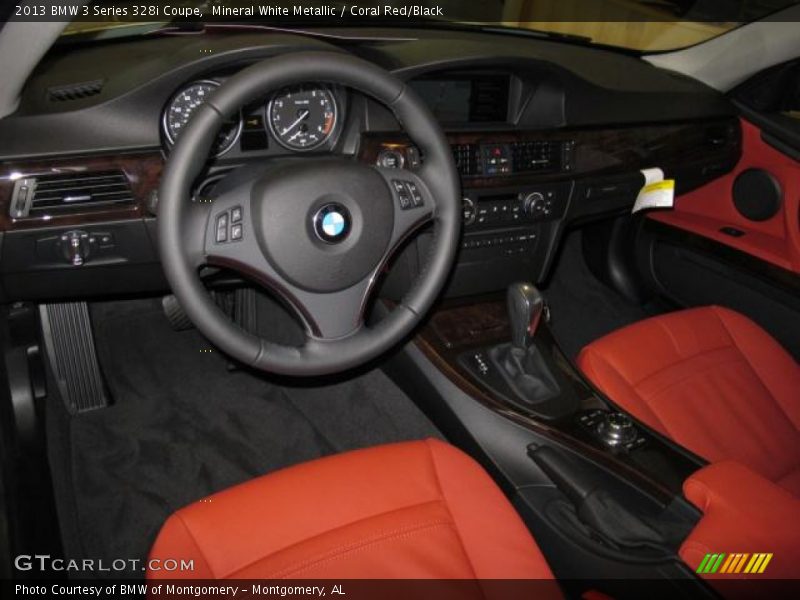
xmin=1 ymin=1 xmax=799 ymax=598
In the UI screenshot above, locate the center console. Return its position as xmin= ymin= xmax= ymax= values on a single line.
xmin=384 ymin=287 xmax=713 ymax=591
xmin=419 ymin=289 xmax=702 ymax=490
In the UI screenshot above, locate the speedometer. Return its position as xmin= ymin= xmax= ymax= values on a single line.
xmin=163 ymin=80 xmax=242 ymax=157
xmin=266 ymin=85 xmax=338 ymax=151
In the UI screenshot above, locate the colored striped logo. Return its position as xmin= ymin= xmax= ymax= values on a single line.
xmin=696 ymin=553 xmax=773 ymax=574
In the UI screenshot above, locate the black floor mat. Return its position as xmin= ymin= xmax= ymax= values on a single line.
xmin=46 ymin=299 xmax=439 ymax=575
xmin=543 ymin=230 xmax=665 ymax=360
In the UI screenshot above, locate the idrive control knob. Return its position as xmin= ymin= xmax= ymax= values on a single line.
xmin=596 ymin=412 xmax=638 ymax=448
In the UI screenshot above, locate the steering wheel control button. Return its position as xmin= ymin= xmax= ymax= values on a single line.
xmin=406 ymin=182 xmax=424 ymax=208
xmin=214 ymin=209 xmax=244 ymax=243
xmin=392 ymin=179 xmax=426 ymax=211
xmin=390 ymin=180 xmax=406 ymax=194
xmin=215 ymin=213 xmax=229 ymax=243
xmin=313 ymin=203 xmax=351 ymax=244
xmin=391 ymin=179 xmax=412 ymax=210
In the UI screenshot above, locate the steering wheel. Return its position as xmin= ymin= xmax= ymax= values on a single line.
xmin=158 ymin=52 xmax=461 ymax=376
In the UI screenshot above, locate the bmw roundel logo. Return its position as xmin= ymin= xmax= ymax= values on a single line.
xmin=313 ymin=203 xmax=352 ymax=243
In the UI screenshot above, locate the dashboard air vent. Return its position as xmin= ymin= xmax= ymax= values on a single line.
xmin=47 ymin=79 xmax=104 ymax=102
xmin=10 ymin=171 xmax=135 ymax=218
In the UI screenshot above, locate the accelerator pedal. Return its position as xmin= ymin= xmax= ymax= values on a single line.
xmin=39 ymin=302 xmax=108 ymax=414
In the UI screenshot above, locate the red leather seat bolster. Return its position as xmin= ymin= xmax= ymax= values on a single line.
xmin=680 ymin=460 xmax=800 ymax=579
xmin=577 ymin=306 xmax=800 ymax=493
xmin=148 ymin=439 xmax=555 ymax=580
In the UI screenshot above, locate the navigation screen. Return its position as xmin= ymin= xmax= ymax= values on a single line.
xmin=410 ymin=75 xmax=509 ymax=123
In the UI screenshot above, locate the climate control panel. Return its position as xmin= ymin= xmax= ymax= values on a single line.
xmin=462 ymin=182 xmax=570 ymax=229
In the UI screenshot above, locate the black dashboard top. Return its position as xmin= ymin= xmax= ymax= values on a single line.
xmin=0 ymin=27 xmax=735 ymax=160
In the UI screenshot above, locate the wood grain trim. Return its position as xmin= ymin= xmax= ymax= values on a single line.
xmin=0 ymin=151 xmax=163 ymax=231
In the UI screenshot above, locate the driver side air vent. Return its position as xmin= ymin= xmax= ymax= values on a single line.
xmin=47 ymin=79 xmax=104 ymax=102
xmin=10 ymin=170 xmax=134 ymax=218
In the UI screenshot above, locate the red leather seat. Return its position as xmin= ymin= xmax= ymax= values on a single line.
xmin=148 ymin=439 xmax=556 ymax=579
xmin=577 ymin=306 xmax=800 ymax=495
xmin=679 ymin=460 xmax=800 ymax=580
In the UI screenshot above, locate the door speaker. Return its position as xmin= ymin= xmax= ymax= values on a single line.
xmin=732 ymin=168 xmax=782 ymax=221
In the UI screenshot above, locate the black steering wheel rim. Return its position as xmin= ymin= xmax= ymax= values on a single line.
xmin=158 ymin=51 xmax=461 ymax=376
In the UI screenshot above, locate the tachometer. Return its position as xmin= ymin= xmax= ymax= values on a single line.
xmin=163 ymin=80 xmax=242 ymax=157
xmin=266 ymin=85 xmax=338 ymax=151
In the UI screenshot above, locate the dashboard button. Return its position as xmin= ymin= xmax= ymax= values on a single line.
xmin=231 ymin=206 xmax=242 ymax=224
xmin=462 ymin=198 xmax=476 ymax=225
xmin=377 ymin=149 xmax=404 ymax=169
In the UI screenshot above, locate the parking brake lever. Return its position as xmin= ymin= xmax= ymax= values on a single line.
xmin=528 ymin=445 xmax=670 ymax=552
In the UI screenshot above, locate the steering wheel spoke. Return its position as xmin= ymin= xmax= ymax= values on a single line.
xmin=200 ymin=179 xmax=371 ymax=340
xmin=293 ymin=280 xmax=372 ymax=340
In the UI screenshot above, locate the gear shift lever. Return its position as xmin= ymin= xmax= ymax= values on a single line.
xmin=483 ymin=282 xmax=559 ymax=407
xmin=460 ymin=282 xmax=573 ymax=417
xmin=507 ymin=282 xmax=545 ymax=349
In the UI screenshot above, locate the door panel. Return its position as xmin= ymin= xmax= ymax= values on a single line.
xmin=637 ymin=116 xmax=800 ymax=359
xmin=639 ymin=219 xmax=800 ymax=359
xmin=648 ymin=118 xmax=800 ymax=272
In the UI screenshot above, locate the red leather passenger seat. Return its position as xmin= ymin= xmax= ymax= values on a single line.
xmin=148 ymin=439 xmax=556 ymax=579
xmin=577 ymin=306 xmax=800 ymax=495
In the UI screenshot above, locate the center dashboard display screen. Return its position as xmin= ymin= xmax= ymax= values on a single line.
xmin=410 ymin=74 xmax=510 ymax=123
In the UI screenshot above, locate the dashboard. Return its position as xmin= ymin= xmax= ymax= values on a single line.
xmin=0 ymin=28 xmax=741 ymax=303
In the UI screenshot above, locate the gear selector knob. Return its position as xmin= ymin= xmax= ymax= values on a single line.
xmin=507 ymin=282 xmax=544 ymax=349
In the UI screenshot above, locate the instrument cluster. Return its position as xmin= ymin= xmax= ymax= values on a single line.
xmin=161 ymin=80 xmax=342 ymax=157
